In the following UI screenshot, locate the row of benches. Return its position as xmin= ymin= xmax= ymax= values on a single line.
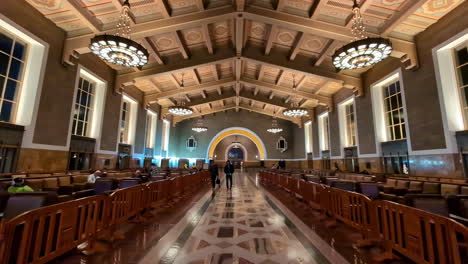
xmin=258 ymin=171 xmax=468 ymax=264
xmin=0 ymin=170 xmax=211 ymax=264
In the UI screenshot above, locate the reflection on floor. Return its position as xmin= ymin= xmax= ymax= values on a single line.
xmin=147 ymin=171 xmax=347 ymax=264
xmin=53 ymin=171 xmax=405 ymax=264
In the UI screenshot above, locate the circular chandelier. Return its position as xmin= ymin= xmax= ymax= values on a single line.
xmin=283 ymin=107 xmax=308 ymax=118
xmin=168 ymin=105 xmax=193 ymax=116
xmin=267 ymin=117 xmax=283 ymax=134
xmin=192 ymin=117 xmax=208 ymax=133
xmin=332 ymin=0 xmax=392 ymax=70
xmin=283 ymin=74 xmax=308 ymax=118
xmin=168 ymin=74 xmax=193 ymax=116
xmin=90 ymin=0 xmax=148 ymax=68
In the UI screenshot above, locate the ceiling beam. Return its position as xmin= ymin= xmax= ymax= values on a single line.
xmin=185 ymin=90 xmax=237 ymax=107
xmin=115 ymin=45 xmax=235 ymax=92
xmin=200 ymin=90 xmax=207 ymax=98
xmin=170 ymin=73 xmax=182 ymax=88
xmin=65 ymin=0 xmax=101 ymax=33
xmin=236 ymin=16 xmax=244 ymax=56
xmin=243 ymin=5 xmax=417 ymax=68
xmin=276 ymin=70 xmax=286 ymax=85
xmin=159 ymin=0 xmax=171 ymax=18
xmin=63 ymin=6 xmax=235 ymax=64
xmin=239 ymin=104 xmax=301 ymax=125
xmin=195 ymin=0 xmax=205 ymax=11
xmin=275 ymin=0 xmax=287 ymax=11
xmin=145 ymin=77 xmax=236 ymax=103
xmin=192 ymin=69 xmax=201 ymax=85
xmin=289 ymin=32 xmax=305 ymax=61
xmin=381 ymin=0 xmax=427 ymax=37
xmin=240 ymin=77 xmax=331 ymax=108
xmin=257 ymin=65 xmax=266 ymax=81
xmin=173 ymin=104 xmax=237 ymax=123
xmin=309 ymin=0 xmax=328 ymax=19
xmin=202 ymin=24 xmax=213 ymax=55
xmin=265 ymin=24 xmax=278 ymax=55
xmin=142 ymin=37 xmax=164 ymax=65
xmin=174 ymin=31 xmax=189 ymax=59
xmin=211 ymin=64 xmax=219 ymax=80
xmin=241 ymin=45 xmax=362 ymax=94
xmin=314 ymin=40 xmax=338 ymax=67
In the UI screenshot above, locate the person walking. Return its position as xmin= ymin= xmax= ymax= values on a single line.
xmin=209 ymin=160 xmax=219 ymax=189
xmin=224 ymin=160 xmax=235 ymax=190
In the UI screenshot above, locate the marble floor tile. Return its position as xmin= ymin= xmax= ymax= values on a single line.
xmin=154 ymin=172 xmax=347 ymax=264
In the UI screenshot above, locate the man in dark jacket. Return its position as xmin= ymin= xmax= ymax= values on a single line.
xmin=224 ymin=160 xmax=235 ymax=190
xmin=208 ymin=160 xmax=219 ymax=189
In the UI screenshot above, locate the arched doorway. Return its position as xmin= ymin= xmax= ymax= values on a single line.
xmin=207 ymin=127 xmax=266 ymax=160
xmin=227 ymin=146 xmax=244 ymax=168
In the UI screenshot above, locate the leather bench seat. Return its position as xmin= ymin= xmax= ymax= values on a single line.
xmin=71 ymin=174 xmax=90 ymax=191
xmin=2 ymin=192 xmax=58 ymax=220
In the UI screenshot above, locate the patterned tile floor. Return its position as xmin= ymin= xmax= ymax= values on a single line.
xmin=150 ymin=172 xmax=347 ymax=264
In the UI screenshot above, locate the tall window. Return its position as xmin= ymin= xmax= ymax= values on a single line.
xmin=120 ymin=100 xmax=130 ymax=144
xmin=162 ymin=120 xmax=170 ymax=152
xmin=383 ymin=80 xmax=406 ymax=141
xmin=455 ymin=43 xmax=468 ymax=127
xmin=304 ymin=122 xmax=313 ymax=153
xmin=145 ymin=111 xmax=157 ymax=149
xmin=72 ymin=77 xmax=95 ymax=136
xmin=344 ymin=102 xmax=357 ymax=146
xmin=320 ymin=114 xmax=329 ymax=151
xmin=0 ymin=30 xmax=27 ymax=123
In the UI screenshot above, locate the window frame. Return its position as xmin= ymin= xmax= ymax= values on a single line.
xmin=453 ymin=41 xmax=468 ymax=129
xmin=161 ymin=119 xmax=170 ymax=152
xmin=344 ymin=102 xmax=357 ymax=147
xmin=120 ymin=99 xmax=131 ymax=144
xmin=145 ymin=110 xmax=157 ymax=149
xmin=319 ymin=113 xmax=330 ymax=151
xmin=72 ymin=76 xmax=95 ymax=137
xmin=382 ymin=80 xmax=406 ymax=141
xmin=0 ymin=28 xmax=29 ymax=123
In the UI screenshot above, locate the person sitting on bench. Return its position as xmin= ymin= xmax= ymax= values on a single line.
xmin=8 ymin=178 xmax=34 ymax=193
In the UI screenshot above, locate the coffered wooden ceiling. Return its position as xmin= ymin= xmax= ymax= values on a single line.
xmin=26 ymin=0 xmax=465 ymax=125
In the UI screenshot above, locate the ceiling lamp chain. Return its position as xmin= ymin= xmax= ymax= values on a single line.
xmin=90 ymin=0 xmax=149 ymax=68
xmin=192 ymin=107 xmax=208 ymax=132
xmin=267 ymin=109 xmax=283 ymax=133
xmin=168 ymin=73 xmax=194 ymax=116
xmin=283 ymin=74 xmax=308 ymax=118
xmin=332 ymin=0 xmax=392 ymax=70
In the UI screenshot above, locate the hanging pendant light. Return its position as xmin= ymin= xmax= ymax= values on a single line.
xmin=168 ymin=74 xmax=194 ymax=116
xmin=332 ymin=0 xmax=392 ymax=70
xmin=192 ymin=115 xmax=208 ymax=133
xmin=90 ymin=0 xmax=148 ymax=68
xmin=283 ymin=74 xmax=308 ymax=118
xmin=267 ymin=116 xmax=283 ymax=134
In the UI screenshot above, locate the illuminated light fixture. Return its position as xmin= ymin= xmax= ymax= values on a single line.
xmin=332 ymin=0 xmax=392 ymax=70
xmin=192 ymin=116 xmax=208 ymax=133
xmin=168 ymin=73 xmax=194 ymax=116
xmin=283 ymin=74 xmax=308 ymax=118
xmin=90 ymin=0 xmax=148 ymax=68
xmin=267 ymin=111 xmax=283 ymax=133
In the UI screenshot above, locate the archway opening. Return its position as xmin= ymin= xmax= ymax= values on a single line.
xmin=207 ymin=127 xmax=266 ymax=160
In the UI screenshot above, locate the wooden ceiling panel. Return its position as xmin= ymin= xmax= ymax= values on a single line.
xmin=249 ymin=21 xmax=268 ymax=43
xmin=166 ymin=0 xmax=199 ymax=16
xmin=274 ymin=27 xmax=299 ymax=48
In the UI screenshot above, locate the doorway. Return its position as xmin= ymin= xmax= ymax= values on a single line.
xmin=228 ymin=147 xmax=244 ymax=168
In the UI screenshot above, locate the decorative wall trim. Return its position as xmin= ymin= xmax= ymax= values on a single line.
xmin=207 ymin=127 xmax=267 ymax=160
